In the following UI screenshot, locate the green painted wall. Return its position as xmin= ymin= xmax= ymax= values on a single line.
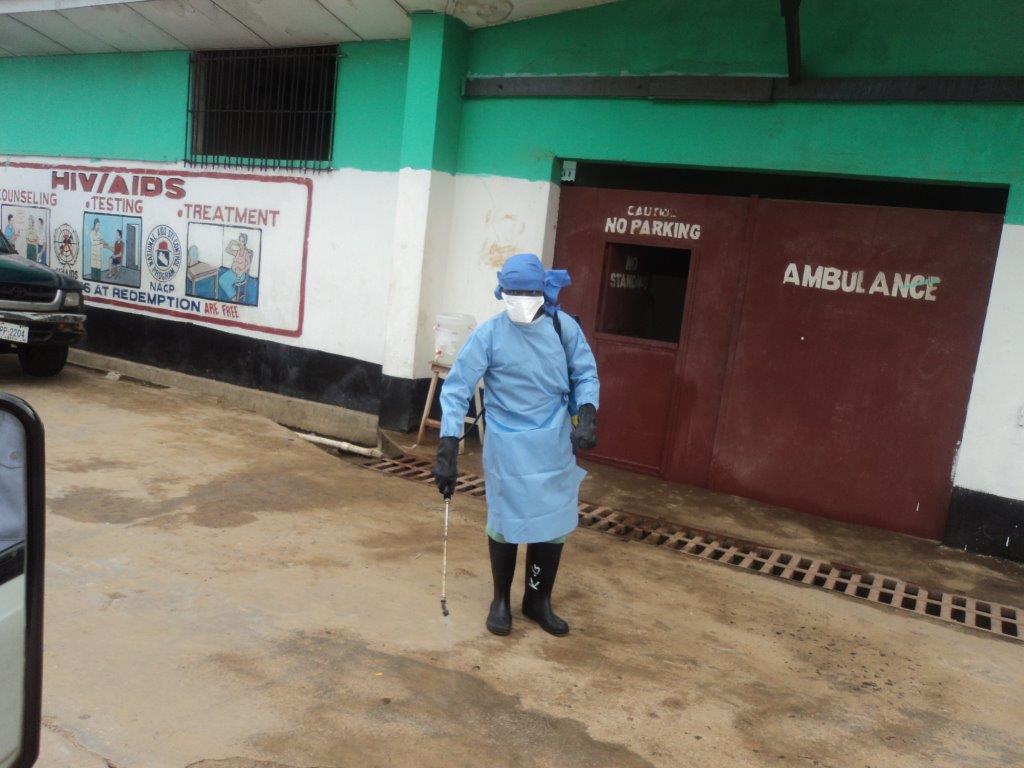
xmin=398 ymin=13 xmax=468 ymax=174
xmin=2 ymin=2 xmax=1022 ymax=223
xmin=432 ymin=16 xmax=470 ymax=174
xmin=802 ymin=0 xmax=1024 ymax=77
xmin=458 ymin=0 xmax=1024 ymax=222
xmin=468 ymin=0 xmax=1024 ymax=77
xmin=0 ymin=42 xmax=412 ymax=172
xmin=468 ymin=0 xmax=783 ymax=77
xmin=333 ymin=41 xmax=409 ymax=172
xmin=0 ymin=51 xmax=187 ymax=162
xmin=456 ymin=99 xmax=1024 ymax=219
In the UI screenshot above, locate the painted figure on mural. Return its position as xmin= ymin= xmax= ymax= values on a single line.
xmin=24 ymin=217 xmax=39 ymax=262
xmin=89 ymin=218 xmax=111 ymax=281
xmin=220 ymin=231 xmax=252 ymax=303
xmin=432 ymin=253 xmax=600 ymax=637
xmin=109 ymin=229 xmax=124 ymax=277
xmin=34 ymin=218 xmax=48 ymax=265
xmin=3 ymin=214 xmax=16 ymax=246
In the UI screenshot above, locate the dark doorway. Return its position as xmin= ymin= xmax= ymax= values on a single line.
xmin=598 ymin=243 xmax=691 ymax=343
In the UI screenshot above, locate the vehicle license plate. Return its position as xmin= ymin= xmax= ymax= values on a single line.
xmin=0 ymin=323 xmax=29 ymax=343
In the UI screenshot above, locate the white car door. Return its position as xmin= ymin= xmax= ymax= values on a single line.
xmin=0 ymin=397 xmax=44 ymax=768
xmin=0 ymin=407 xmax=26 ymax=768
xmin=0 ymin=570 xmax=25 ymax=768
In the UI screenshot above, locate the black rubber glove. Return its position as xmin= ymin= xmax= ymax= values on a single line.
xmin=571 ymin=403 xmax=597 ymax=452
xmin=432 ymin=436 xmax=460 ymax=498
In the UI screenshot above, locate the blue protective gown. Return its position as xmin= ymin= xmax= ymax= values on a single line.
xmin=439 ymin=310 xmax=600 ymax=544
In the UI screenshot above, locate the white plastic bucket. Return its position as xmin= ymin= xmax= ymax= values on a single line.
xmin=433 ymin=313 xmax=476 ymax=366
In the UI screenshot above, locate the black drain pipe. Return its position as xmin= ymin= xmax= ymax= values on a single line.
xmin=781 ymin=0 xmax=802 ymax=85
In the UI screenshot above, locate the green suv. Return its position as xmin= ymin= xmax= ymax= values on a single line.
xmin=0 ymin=231 xmax=86 ymax=377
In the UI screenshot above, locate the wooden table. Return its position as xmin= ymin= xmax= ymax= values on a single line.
xmin=416 ymin=362 xmax=484 ymax=449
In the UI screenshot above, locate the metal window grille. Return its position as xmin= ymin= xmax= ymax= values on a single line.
xmin=186 ymin=46 xmax=339 ymax=172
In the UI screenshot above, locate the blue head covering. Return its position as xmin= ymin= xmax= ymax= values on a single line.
xmin=495 ymin=253 xmax=572 ymax=317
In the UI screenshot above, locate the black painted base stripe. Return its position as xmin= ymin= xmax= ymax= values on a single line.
xmin=944 ymin=487 xmax=1024 ymax=563
xmin=379 ymin=373 xmax=431 ymax=433
xmin=80 ymin=305 xmax=382 ymax=415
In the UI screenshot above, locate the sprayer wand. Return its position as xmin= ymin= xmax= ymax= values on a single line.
xmin=440 ymin=494 xmax=451 ymax=616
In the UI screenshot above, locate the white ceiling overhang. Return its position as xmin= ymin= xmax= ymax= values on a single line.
xmin=0 ymin=0 xmax=618 ymax=55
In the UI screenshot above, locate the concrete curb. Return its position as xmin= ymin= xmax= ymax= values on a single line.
xmin=68 ymin=349 xmax=380 ymax=447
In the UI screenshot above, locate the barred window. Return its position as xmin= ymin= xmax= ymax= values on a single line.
xmin=186 ymin=46 xmax=339 ymax=171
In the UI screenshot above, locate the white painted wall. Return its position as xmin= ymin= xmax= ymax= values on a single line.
xmin=0 ymin=156 xmax=399 ymax=366
xmin=384 ymin=171 xmax=565 ymax=381
xmin=414 ymin=170 xmax=457 ymax=379
xmin=0 ymin=157 xmax=565 ymax=381
xmin=440 ymin=173 xmax=560 ymax=329
xmin=381 ymin=167 xmax=456 ymax=380
xmin=954 ymin=223 xmax=1024 ymax=502
xmin=302 ymin=167 xmax=398 ymax=365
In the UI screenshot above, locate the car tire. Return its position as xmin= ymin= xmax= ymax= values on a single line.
xmin=18 ymin=345 xmax=69 ymax=377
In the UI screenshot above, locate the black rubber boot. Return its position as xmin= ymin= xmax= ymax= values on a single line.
xmin=486 ymin=537 xmax=518 ymax=636
xmin=522 ymin=543 xmax=569 ymax=636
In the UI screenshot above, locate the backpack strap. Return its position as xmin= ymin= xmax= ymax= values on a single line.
xmin=551 ymin=310 xmax=582 ymax=351
xmin=551 ymin=310 xmax=579 ymax=414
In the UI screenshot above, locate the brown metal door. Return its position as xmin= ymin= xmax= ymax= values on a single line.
xmin=554 ymin=187 xmax=749 ymax=478
xmin=709 ymin=199 xmax=1003 ymax=539
xmin=589 ymin=334 xmax=677 ymax=473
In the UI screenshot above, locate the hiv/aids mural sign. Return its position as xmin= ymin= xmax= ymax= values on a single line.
xmin=0 ymin=162 xmax=311 ymax=337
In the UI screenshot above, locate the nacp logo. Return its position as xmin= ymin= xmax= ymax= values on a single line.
xmin=145 ymin=225 xmax=183 ymax=283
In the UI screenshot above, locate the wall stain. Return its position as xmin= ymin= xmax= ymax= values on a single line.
xmin=482 ymin=241 xmax=518 ymax=269
xmin=454 ymin=0 xmax=513 ymax=25
xmin=480 ymin=210 xmax=527 ymax=268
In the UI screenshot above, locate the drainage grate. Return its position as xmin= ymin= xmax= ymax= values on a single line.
xmin=364 ymin=455 xmax=487 ymax=497
xmin=363 ymin=455 xmax=1023 ymax=643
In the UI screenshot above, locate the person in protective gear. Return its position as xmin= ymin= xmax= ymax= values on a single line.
xmin=432 ymin=252 xmax=600 ymax=637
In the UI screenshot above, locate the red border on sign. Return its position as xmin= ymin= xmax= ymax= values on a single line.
xmin=6 ymin=161 xmax=313 ymax=338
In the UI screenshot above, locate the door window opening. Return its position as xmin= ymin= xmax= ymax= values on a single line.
xmin=598 ymin=243 xmax=691 ymax=343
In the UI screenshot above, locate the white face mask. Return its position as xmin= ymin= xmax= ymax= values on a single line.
xmin=503 ymin=294 xmax=545 ymax=324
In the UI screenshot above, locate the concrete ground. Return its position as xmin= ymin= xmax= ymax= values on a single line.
xmin=3 ymin=359 xmax=1023 ymax=768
